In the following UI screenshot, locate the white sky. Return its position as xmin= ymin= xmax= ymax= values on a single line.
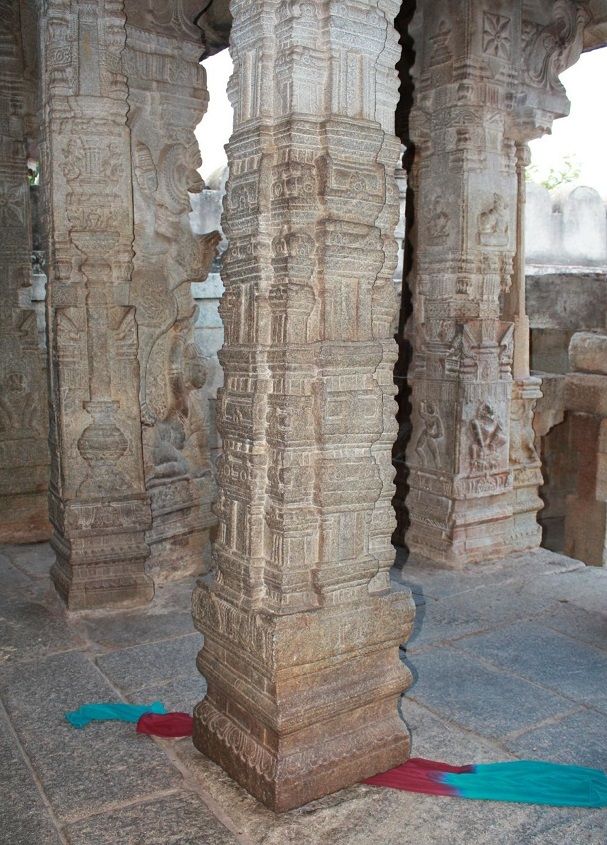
xmin=529 ymin=48 xmax=607 ymax=198
xmin=196 ymin=47 xmax=607 ymax=197
xmin=196 ymin=50 xmax=234 ymax=183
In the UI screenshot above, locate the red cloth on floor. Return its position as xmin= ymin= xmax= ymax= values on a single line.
xmin=136 ymin=712 xmax=193 ymax=738
xmin=363 ymin=757 xmax=473 ymax=796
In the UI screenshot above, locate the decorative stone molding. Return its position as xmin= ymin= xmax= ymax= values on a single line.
xmin=192 ymin=0 xmax=415 ymax=812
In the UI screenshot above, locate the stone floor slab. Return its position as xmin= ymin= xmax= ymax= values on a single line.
xmin=63 ymin=790 xmax=239 ymax=845
xmin=5 ymin=542 xmax=56 ymax=579
xmin=453 ymin=621 xmax=607 ymax=709
xmin=84 ymin=610 xmax=195 ymax=652
xmin=0 ymin=707 xmax=63 ymax=845
xmin=1 ymin=541 xmax=605 ymax=843
xmin=0 ymin=591 xmax=84 ymax=666
xmin=132 ymin=674 xmax=206 ymax=714
xmin=0 ymin=650 xmax=181 ymax=822
xmin=504 ymin=706 xmax=607 ymax=770
xmin=95 ymin=634 xmax=201 ymax=696
xmin=0 ymin=551 xmax=33 ymax=597
xmin=408 ymin=647 xmax=573 ymax=739
xmin=538 ymin=603 xmax=607 ymax=653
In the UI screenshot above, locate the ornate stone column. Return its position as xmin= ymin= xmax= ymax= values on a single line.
xmin=123 ymin=3 xmax=218 ymax=580
xmin=404 ymin=1 xmax=520 ymax=565
xmin=192 ymin=0 xmax=415 ymax=812
xmin=505 ymin=0 xmax=590 ymax=554
xmin=40 ymin=0 xmax=153 ymax=609
xmin=0 ymin=0 xmax=50 ymax=543
xmin=403 ymin=0 xmax=589 ymax=566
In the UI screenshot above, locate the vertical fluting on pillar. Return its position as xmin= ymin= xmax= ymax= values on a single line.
xmin=405 ymin=0 xmax=520 ymax=565
xmin=123 ymin=5 xmax=218 ymax=581
xmin=192 ymin=0 xmax=415 ymax=812
xmin=40 ymin=0 xmax=153 ymax=609
xmin=0 ymin=0 xmax=50 ymax=543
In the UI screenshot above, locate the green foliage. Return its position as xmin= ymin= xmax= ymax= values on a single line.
xmin=526 ymin=154 xmax=581 ymax=191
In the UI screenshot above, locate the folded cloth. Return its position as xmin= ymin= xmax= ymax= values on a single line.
xmin=364 ymin=757 xmax=607 ymax=808
xmin=65 ymin=702 xmax=167 ymax=729
xmin=136 ymin=712 xmax=194 ymax=738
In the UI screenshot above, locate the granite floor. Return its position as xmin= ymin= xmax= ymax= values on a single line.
xmin=0 ymin=542 xmax=606 ymax=844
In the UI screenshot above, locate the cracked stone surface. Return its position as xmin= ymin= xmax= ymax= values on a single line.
xmin=0 ymin=542 xmax=605 ymax=843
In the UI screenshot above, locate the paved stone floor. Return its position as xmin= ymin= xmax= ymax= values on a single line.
xmin=1 ymin=542 xmax=606 ymax=844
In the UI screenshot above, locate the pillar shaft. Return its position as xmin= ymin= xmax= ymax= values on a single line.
xmin=123 ymin=7 xmax=217 ymax=579
xmin=0 ymin=0 xmax=50 ymax=543
xmin=405 ymin=0 xmax=519 ymax=565
xmin=40 ymin=0 xmax=153 ymax=609
xmin=193 ymin=0 xmax=414 ymax=812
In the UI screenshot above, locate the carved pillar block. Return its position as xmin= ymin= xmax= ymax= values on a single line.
xmin=0 ymin=0 xmax=50 ymax=542
xmin=192 ymin=0 xmax=415 ymax=811
xmin=123 ymin=5 xmax=218 ymax=580
xmin=40 ymin=0 xmax=153 ymax=609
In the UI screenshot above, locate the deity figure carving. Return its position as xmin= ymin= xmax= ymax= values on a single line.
xmin=470 ymin=402 xmax=507 ymax=473
xmin=415 ymin=401 xmax=444 ymax=468
xmin=478 ymin=193 xmax=509 ymax=245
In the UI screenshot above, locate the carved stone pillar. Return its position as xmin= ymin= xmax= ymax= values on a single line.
xmin=192 ymin=0 xmax=415 ymax=812
xmin=123 ymin=4 xmax=218 ymax=580
xmin=40 ymin=0 xmax=153 ymax=609
xmin=403 ymin=0 xmax=589 ymax=566
xmin=0 ymin=0 xmax=50 ymax=543
xmin=505 ymin=0 xmax=589 ymax=554
xmin=405 ymin=1 xmax=519 ymax=565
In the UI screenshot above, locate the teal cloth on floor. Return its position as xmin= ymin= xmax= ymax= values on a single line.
xmin=65 ymin=702 xmax=167 ymax=729
xmin=440 ymin=760 xmax=607 ymax=808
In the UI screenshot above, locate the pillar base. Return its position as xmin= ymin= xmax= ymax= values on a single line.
xmin=146 ymin=477 xmax=214 ymax=581
xmin=193 ymin=584 xmax=414 ymax=811
xmin=407 ymin=486 xmax=513 ymax=567
xmin=50 ymin=534 xmax=154 ymax=611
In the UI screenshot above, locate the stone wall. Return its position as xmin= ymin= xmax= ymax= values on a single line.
xmin=526 ymin=183 xmax=607 ymax=273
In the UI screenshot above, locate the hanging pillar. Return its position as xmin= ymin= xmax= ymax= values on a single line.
xmin=192 ymin=0 xmax=415 ymax=812
xmin=0 ymin=0 xmax=50 ymax=543
xmin=40 ymin=0 xmax=153 ymax=609
xmin=403 ymin=0 xmax=589 ymax=566
xmin=404 ymin=0 xmax=520 ymax=565
xmin=123 ymin=4 xmax=217 ymax=580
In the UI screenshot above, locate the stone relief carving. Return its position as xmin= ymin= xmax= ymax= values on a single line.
xmin=482 ymin=12 xmax=511 ymax=59
xmin=469 ymin=402 xmax=507 ymax=474
xmin=478 ymin=193 xmax=509 ymax=246
xmin=125 ymin=22 xmax=217 ymax=578
xmin=414 ymin=401 xmax=444 ymax=468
